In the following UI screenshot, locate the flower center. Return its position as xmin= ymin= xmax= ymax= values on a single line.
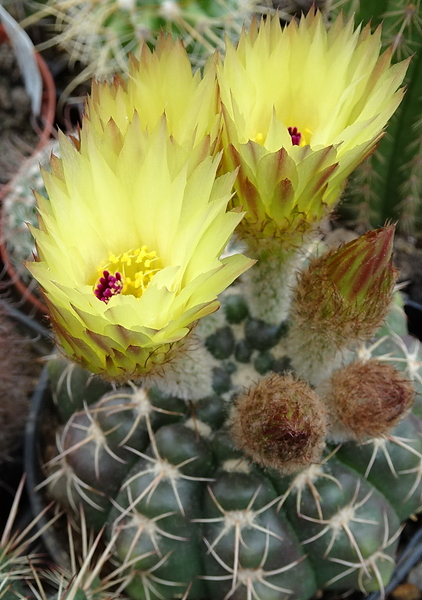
xmin=288 ymin=126 xmax=312 ymax=147
xmin=94 ymin=246 xmax=161 ymax=303
xmin=288 ymin=126 xmax=302 ymax=146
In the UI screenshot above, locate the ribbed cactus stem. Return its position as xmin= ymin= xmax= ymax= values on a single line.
xmin=42 ymin=283 xmax=422 ymax=599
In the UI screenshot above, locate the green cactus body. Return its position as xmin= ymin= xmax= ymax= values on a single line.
xmin=201 ymin=463 xmax=316 ymax=600
xmin=109 ymin=423 xmax=213 ymax=600
xmin=48 ymin=356 xmax=113 ymax=421
xmin=335 ymin=413 xmax=422 ymax=520
xmin=271 ymin=456 xmax=401 ymax=593
xmin=41 ymin=285 xmax=422 ymax=600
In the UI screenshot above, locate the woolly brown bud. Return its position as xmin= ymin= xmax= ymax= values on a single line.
xmin=320 ymin=359 xmax=415 ymax=443
xmin=229 ymin=373 xmax=328 ymax=474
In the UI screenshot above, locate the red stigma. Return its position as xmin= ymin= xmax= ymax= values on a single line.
xmin=288 ymin=126 xmax=302 ymax=146
xmin=94 ymin=270 xmax=123 ymax=303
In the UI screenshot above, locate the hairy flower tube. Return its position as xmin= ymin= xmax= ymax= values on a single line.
xmin=27 ymin=118 xmax=253 ymax=382
xmin=217 ymin=11 xmax=408 ymax=255
xmin=86 ymin=34 xmax=220 ymax=152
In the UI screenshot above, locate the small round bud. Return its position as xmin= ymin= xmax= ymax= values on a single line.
xmin=229 ymin=373 xmax=328 ymax=475
xmin=321 ymin=359 xmax=415 ymax=443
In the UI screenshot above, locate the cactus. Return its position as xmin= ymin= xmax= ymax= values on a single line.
xmin=1 ymin=139 xmax=59 ymax=293
xmin=37 ymin=283 xmax=422 ymax=599
xmin=36 ymin=226 xmax=422 ymax=598
xmin=0 ymin=476 xmax=63 ymax=599
xmin=330 ymin=0 xmax=422 ymax=237
xmin=18 ymin=9 xmax=422 ymax=600
xmin=20 ymin=0 xmax=281 ymax=100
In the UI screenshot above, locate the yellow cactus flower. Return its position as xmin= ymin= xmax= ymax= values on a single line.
xmin=87 ymin=34 xmax=220 ymax=152
xmin=217 ymin=11 xmax=409 ymax=255
xmin=27 ymin=117 xmax=253 ymax=382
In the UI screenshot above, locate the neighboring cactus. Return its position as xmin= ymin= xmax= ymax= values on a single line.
xmin=20 ymin=0 xmax=279 ymax=98
xmin=331 ymin=0 xmax=422 ymax=237
xmin=21 ymin=10 xmax=422 ymax=600
xmin=0 ymin=477 xmax=62 ymax=598
xmin=12 ymin=508 xmax=134 ymax=600
xmin=1 ymin=139 xmax=59 ymax=293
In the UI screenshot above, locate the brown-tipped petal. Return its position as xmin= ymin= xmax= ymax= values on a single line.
xmin=229 ymin=373 xmax=328 ymax=475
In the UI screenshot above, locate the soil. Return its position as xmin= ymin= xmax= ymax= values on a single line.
xmin=0 ymin=39 xmax=41 ymax=186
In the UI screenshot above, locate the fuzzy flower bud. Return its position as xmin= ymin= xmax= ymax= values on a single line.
xmin=319 ymin=359 xmax=415 ymax=443
xmin=229 ymin=373 xmax=328 ymax=474
xmin=288 ymin=226 xmax=398 ymax=385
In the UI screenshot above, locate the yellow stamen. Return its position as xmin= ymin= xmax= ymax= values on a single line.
xmin=300 ymin=128 xmax=313 ymax=147
xmin=253 ymin=132 xmax=266 ymax=145
xmin=94 ymin=246 xmax=162 ymax=300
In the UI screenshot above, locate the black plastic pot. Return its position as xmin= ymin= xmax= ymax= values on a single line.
xmin=405 ymin=300 xmax=422 ymax=342
xmin=367 ymin=525 xmax=422 ymax=600
xmin=24 ymin=366 xmax=72 ymax=569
